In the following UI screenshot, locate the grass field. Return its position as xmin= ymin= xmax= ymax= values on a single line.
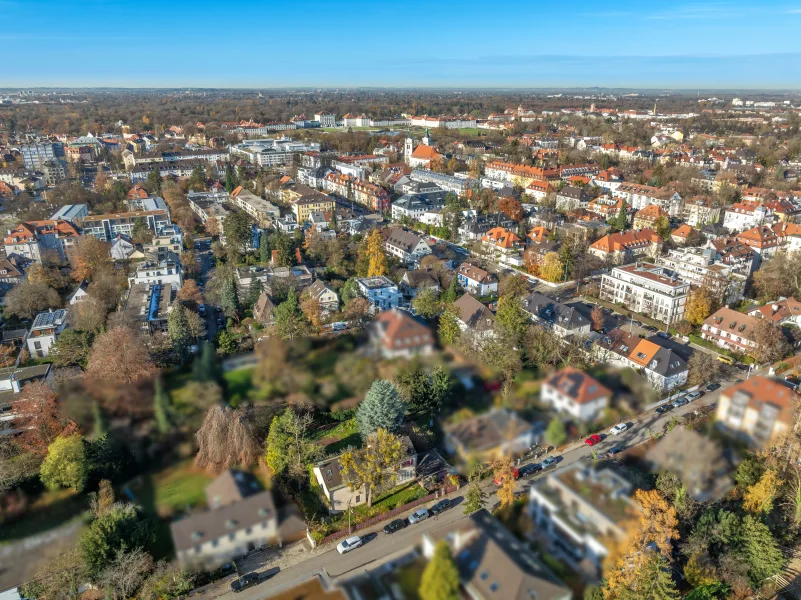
xmin=223 ymin=367 xmax=255 ymax=405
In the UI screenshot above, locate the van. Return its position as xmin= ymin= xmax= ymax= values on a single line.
xmin=716 ymin=355 xmax=734 ymax=365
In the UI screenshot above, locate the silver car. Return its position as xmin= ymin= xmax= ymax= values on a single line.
xmin=408 ymin=508 xmax=430 ymax=524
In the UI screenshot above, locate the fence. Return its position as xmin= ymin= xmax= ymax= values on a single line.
xmin=318 ymin=485 xmax=457 ymax=546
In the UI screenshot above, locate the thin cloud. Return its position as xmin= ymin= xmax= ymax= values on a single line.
xmin=577 ymin=11 xmax=632 ymax=17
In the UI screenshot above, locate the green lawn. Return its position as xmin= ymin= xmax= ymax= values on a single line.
xmin=223 ymin=367 xmax=255 ymax=405
xmin=312 ymin=418 xmax=362 ymax=455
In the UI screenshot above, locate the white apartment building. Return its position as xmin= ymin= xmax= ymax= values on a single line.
xmin=229 ymin=187 xmax=280 ymax=225
xmin=600 ymin=263 xmax=690 ymax=325
xmin=355 ymin=276 xmax=404 ymax=312
xmin=656 ymin=247 xmax=746 ymax=304
xmin=128 ymin=259 xmax=183 ymax=291
xmin=723 ymin=202 xmax=773 ymax=233
xmin=314 ymin=114 xmax=336 ymax=127
xmin=409 ymin=169 xmax=476 ymax=195
xmin=27 ymin=309 xmax=68 ymax=358
xmin=613 ymin=183 xmax=684 ymax=217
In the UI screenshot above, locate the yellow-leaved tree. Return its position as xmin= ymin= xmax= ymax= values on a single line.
xmin=339 ymin=428 xmax=405 ymax=507
xmin=604 ymin=489 xmax=680 ymax=599
xmin=685 ymin=284 xmax=718 ymax=326
xmin=539 ymin=252 xmax=564 ymax=283
xmin=366 ymin=229 xmax=388 ymax=277
xmin=743 ymin=468 xmax=783 ymax=514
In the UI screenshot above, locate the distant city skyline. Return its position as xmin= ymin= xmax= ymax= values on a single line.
xmin=3 ymin=0 xmax=801 ymax=88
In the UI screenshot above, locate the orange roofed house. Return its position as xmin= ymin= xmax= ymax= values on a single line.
xmin=367 ymin=308 xmax=435 ymax=359
xmin=481 ymin=227 xmax=523 ymax=267
xmin=589 ymin=228 xmax=662 ymax=264
xmin=3 ymin=220 xmax=80 ymax=263
xmin=716 ymin=377 xmax=797 ymax=448
xmin=541 ymin=367 xmax=612 ymax=422
xmin=632 ymin=204 xmax=668 ymax=230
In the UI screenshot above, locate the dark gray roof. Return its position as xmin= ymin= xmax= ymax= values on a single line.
xmin=384 ymin=228 xmax=426 ymax=254
xmin=521 ymin=292 xmax=589 ymax=331
xmin=170 ymin=487 xmax=278 ymax=553
xmin=393 ymin=193 xmax=445 ymax=212
xmin=402 ymin=269 xmax=440 ymax=289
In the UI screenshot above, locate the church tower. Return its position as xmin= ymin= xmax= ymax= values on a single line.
xmin=404 ymin=134 xmax=414 ymax=164
xmin=422 ymin=128 xmax=431 ymax=147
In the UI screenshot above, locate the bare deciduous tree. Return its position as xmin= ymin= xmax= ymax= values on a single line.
xmin=99 ymin=548 xmax=154 ymax=600
xmin=86 ymin=327 xmax=157 ymax=385
xmin=195 ymin=405 xmax=260 ymax=473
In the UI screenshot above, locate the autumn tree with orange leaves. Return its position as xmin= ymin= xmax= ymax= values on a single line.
xmin=603 ymin=489 xmax=680 ymax=599
xmin=15 ymin=381 xmax=77 ymax=456
xmin=498 ymin=197 xmax=524 ymax=222
xmin=85 ymin=326 xmax=157 ymax=385
xmin=71 ymin=235 xmax=111 ymax=282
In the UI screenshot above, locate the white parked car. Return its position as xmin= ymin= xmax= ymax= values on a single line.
xmin=609 ymin=423 xmax=629 ymax=435
xmin=336 ymin=535 xmax=363 ymax=554
xmin=408 ymin=508 xmax=429 ymax=524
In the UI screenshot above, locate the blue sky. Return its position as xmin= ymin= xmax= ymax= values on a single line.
xmin=2 ymin=0 xmax=801 ymax=88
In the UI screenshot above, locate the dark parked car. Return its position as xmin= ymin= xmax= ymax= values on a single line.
xmin=705 ymin=383 xmax=721 ymax=392
xmin=231 ymin=574 xmax=261 ymax=593
xmin=657 ymin=331 xmax=670 ymax=339
xmin=430 ymin=499 xmax=452 ymax=515
xmin=606 ymin=446 xmax=624 ymax=458
xmin=655 ymin=404 xmax=673 ymax=414
xmin=672 ymin=397 xmax=689 ymax=408
xmin=519 ymin=462 xmax=542 ymax=477
xmin=383 ymin=518 xmax=408 ymax=534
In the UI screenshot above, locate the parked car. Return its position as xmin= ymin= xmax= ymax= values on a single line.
xmin=382 ymin=519 xmax=408 ymax=535
xmin=430 ymin=499 xmax=452 ymax=515
xmin=684 ymin=391 xmax=703 ymax=402
xmin=541 ymin=457 xmax=558 ymax=469
xmin=584 ymin=434 xmax=602 ymax=446
xmin=493 ymin=467 xmax=519 ymax=485
xmin=336 ymin=535 xmax=363 ymax=554
xmin=609 ymin=423 xmax=629 ymax=435
xmin=705 ymin=383 xmax=721 ymax=392
xmin=519 ymin=462 xmax=542 ymax=477
xmin=672 ymin=397 xmax=689 ymax=408
xmin=605 ymin=446 xmax=624 ymax=458
xmin=408 ymin=509 xmax=430 ymax=524
xmin=231 ymin=574 xmax=261 ymax=593
xmin=655 ymin=404 xmax=673 ymax=414
xmin=657 ymin=331 xmax=670 ymax=339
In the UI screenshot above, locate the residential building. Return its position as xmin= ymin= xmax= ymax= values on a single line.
xmin=49 ymin=203 xmax=89 ymax=221
xmin=391 ymin=193 xmax=445 ymax=222
xmin=716 ymin=377 xmax=797 ymax=448
xmin=122 ymin=282 xmax=175 ymax=337
xmin=252 ymin=291 xmax=276 ymax=325
xmin=229 ymin=186 xmax=280 ymax=226
xmin=541 ymin=367 xmax=611 ymax=422
xmin=747 ymin=297 xmax=801 ymax=326
xmin=456 ymin=263 xmax=498 ymax=296
xmin=683 ymin=196 xmax=722 ymax=227
xmin=588 ymin=229 xmax=662 ymax=264
xmin=305 ymin=280 xmax=339 ymax=313
xmin=600 ymin=263 xmax=690 ymax=325
xmin=27 ymin=309 xmax=68 ymax=358
xmin=735 ymin=225 xmax=782 ymax=261
xmin=614 ymin=183 xmax=683 ymax=216
xmin=700 ymin=307 xmax=760 ymax=356
xmin=409 ymin=169 xmax=476 ymax=195
xmin=3 ymin=220 xmax=80 ymax=263
xmin=555 ymin=186 xmax=590 ymax=212
xmin=171 ymin=469 xmax=305 ymax=569
xmin=444 ymin=409 xmax=538 ymax=460
xmin=723 ymin=201 xmax=774 ymax=232
xmin=313 ymin=437 xmax=417 ymax=512
xmin=292 ymin=194 xmax=336 ymax=224
xmin=77 ymin=210 xmax=171 ymax=242
xmin=399 ymin=270 xmax=440 ymax=299
xmin=453 ymin=294 xmax=495 ymax=338
xmin=655 ymin=247 xmax=747 ymax=304
xmin=529 ymin=464 xmax=635 ymax=577
xmin=189 ymin=197 xmax=230 ymax=238
xmin=596 ymin=329 xmax=688 ymax=391
xmin=355 ymin=276 xmax=404 ymax=312
xmin=110 ymin=234 xmax=137 ymax=261
xmin=481 ymin=227 xmax=523 ymax=267
xmin=645 ymin=427 xmax=733 ymax=502
xmin=632 ymin=204 xmax=668 ymax=230
xmin=484 ymin=161 xmax=559 ymax=186
xmin=367 ymin=309 xmax=435 ymax=359
xmin=383 ymin=227 xmax=432 ymax=265
xmin=128 ymin=258 xmax=182 ymax=291
xmin=20 ymin=143 xmax=59 ymax=169
xmin=422 ymin=509 xmax=571 ymax=600
xmin=458 ymin=212 xmax=516 ymax=241
xmin=521 ymin=292 xmax=591 ymax=338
